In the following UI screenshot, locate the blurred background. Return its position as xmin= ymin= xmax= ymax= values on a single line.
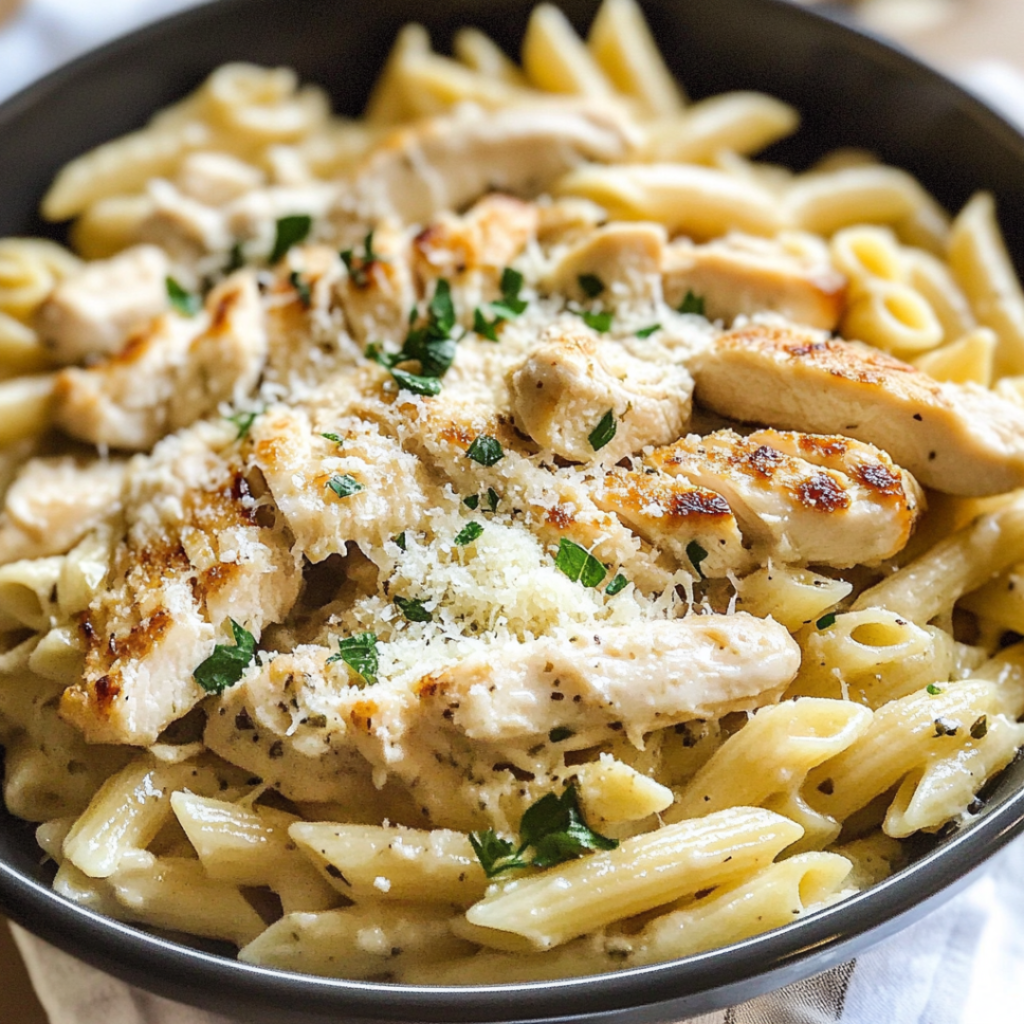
xmin=0 ymin=0 xmax=1021 ymax=1021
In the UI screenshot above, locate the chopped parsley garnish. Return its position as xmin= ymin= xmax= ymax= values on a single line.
xmin=588 ymin=410 xmax=617 ymax=452
xmin=340 ymin=230 xmax=385 ymax=287
xmin=463 ymin=494 xmax=480 ymax=510
xmin=926 ymin=683 xmax=943 ymax=695
xmin=578 ymin=309 xmax=613 ymax=333
xmin=469 ymin=785 xmax=617 ymax=878
xmin=224 ymin=240 xmax=246 ymax=274
xmin=466 ymin=435 xmax=504 ymax=466
xmin=816 ymin=613 xmax=837 ymax=630
xmin=395 ymin=596 xmax=432 ymax=623
xmin=369 ymin=278 xmax=458 ymax=391
xmin=678 ymin=290 xmax=706 ymax=316
xmin=578 ymin=273 xmax=605 ymax=298
xmin=327 ymin=632 xmax=379 ymax=685
xmin=686 ymin=540 xmax=709 ymax=580
xmin=555 ymin=538 xmax=607 ymax=588
xmin=635 ymin=324 xmax=661 ymax=339
xmin=605 ymin=573 xmax=628 ymax=596
xmin=486 ymin=487 xmax=500 ymax=513
xmin=390 ymin=368 xmax=443 ymax=396
xmin=549 ymin=726 xmax=574 ymax=743
xmin=326 ymin=474 xmax=364 ymax=498
xmin=970 ymin=714 xmax=988 ymax=739
xmin=454 ymin=521 xmax=484 ymax=546
xmin=394 ymin=531 xmax=407 ymax=551
xmin=226 ymin=409 xmax=259 ymax=440
xmin=321 ymin=432 xmax=344 ymax=445
xmin=473 ymin=268 xmax=528 ymax=340
xmin=194 ymin=619 xmax=256 ymax=695
xmin=166 ymin=276 xmax=201 ymax=317
xmin=289 ymin=270 xmax=312 ymax=308
xmin=269 ymin=214 xmax=312 ymax=264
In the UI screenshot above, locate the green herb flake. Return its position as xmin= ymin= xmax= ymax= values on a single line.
xmin=678 ymin=290 xmax=706 ymax=316
xmin=588 ymin=410 xmax=617 ymax=452
xmin=193 ymin=619 xmax=256 ymax=695
xmin=340 ymin=230 xmax=385 ymax=287
xmin=473 ymin=307 xmax=501 ymax=342
xmin=224 ymin=240 xmax=246 ymax=274
xmin=321 ymin=432 xmax=344 ymax=446
xmin=686 ymin=540 xmax=709 ymax=580
xmin=493 ymin=267 xmax=528 ymax=317
xmin=454 ymin=521 xmax=484 ymax=546
xmin=970 ymin=714 xmax=988 ymax=739
xmin=289 ymin=270 xmax=312 ymax=308
xmin=466 ymin=435 xmax=504 ymax=466
xmin=579 ymin=309 xmax=613 ymax=333
xmin=166 ymin=276 xmax=201 ymax=317
xmin=555 ymin=538 xmax=607 ymax=588
xmin=394 ymin=531 xmax=407 ymax=551
xmin=226 ymin=409 xmax=259 ymax=440
xmin=468 ymin=785 xmax=617 ymax=878
xmin=485 ymin=487 xmax=500 ymax=513
xmin=326 ymin=632 xmax=379 ymax=685
xmin=605 ymin=573 xmax=628 ymax=596
xmin=269 ymin=214 xmax=312 ymax=264
xmin=549 ymin=726 xmax=574 ymax=743
xmin=816 ymin=613 xmax=837 ymax=630
xmin=635 ymin=323 xmax=661 ymax=339
xmin=390 ymin=368 xmax=444 ymax=396
xmin=395 ymin=596 xmax=432 ymax=623
xmin=578 ymin=273 xmax=604 ymax=298
xmin=468 ymin=830 xmax=528 ymax=878
xmin=326 ymin=474 xmax=364 ymax=499
xmin=519 ymin=786 xmax=618 ymax=868
xmin=463 ymin=494 xmax=480 ymax=510
xmin=926 ymin=683 xmax=944 ymax=695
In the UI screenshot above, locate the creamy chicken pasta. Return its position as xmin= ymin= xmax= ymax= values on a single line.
xmin=4 ymin=0 xmax=1024 ymax=984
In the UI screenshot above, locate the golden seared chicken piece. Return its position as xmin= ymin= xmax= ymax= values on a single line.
xmin=648 ymin=429 xmax=923 ymax=568
xmin=542 ymin=222 xmax=666 ymax=304
xmin=250 ymin=406 xmax=436 ymax=564
xmin=332 ymin=223 xmax=417 ymax=346
xmin=60 ymin=429 xmax=301 ymax=746
xmin=335 ymin=105 xmax=636 ymax=226
xmin=411 ymin=615 xmax=800 ymax=750
xmin=412 ymin=194 xmax=538 ymax=302
xmin=692 ymin=324 xmax=1024 ymax=496
xmin=594 ymin=470 xmax=752 ymax=577
xmin=507 ymin=324 xmax=693 ymax=463
xmin=0 ymin=456 xmax=125 ymax=564
xmin=35 ymin=245 xmax=170 ymax=363
xmin=662 ymin=233 xmax=846 ymax=330
xmin=54 ymin=273 xmax=266 ymax=451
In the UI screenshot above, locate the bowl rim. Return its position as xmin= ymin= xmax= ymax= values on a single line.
xmin=3 ymin=0 xmax=1024 ymax=1020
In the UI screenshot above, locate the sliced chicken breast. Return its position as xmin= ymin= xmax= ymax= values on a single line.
xmin=335 ymin=105 xmax=636 ymax=226
xmin=35 ymin=245 xmax=170 ymax=363
xmin=648 ymin=428 xmax=923 ymax=567
xmin=507 ymin=324 xmax=692 ymax=463
xmin=691 ymin=324 xmax=1024 ymax=496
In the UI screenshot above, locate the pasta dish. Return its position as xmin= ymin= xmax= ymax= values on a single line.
xmin=3 ymin=0 xmax=1024 ymax=984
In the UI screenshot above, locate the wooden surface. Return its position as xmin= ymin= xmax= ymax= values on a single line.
xmin=1 ymin=1 xmax=1023 ymax=1021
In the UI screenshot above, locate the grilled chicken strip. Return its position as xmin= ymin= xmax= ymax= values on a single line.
xmin=54 ymin=273 xmax=266 ymax=451
xmin=648 ymin=428 xmax=923 ymax=568
xmin=335 ymin=105 xmax=636 ymax=227
xmin=0 ymin=456 xmax=125 ymax=565
xmin=507 ymin=324 xmax=693 ymax=463
xmin=60 ymin=429 xmax=301 ymax=746
xmin=691 ymin=324 xmax=1024 ymax=496
xmin=35 ymin=245 xmax=170 ymax=363
xmin=662 ymin=233 xmax=846 ymax=330
xmin=593 ymin=470 xmax=752 ymax=577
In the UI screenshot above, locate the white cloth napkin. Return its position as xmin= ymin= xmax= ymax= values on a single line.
xmin=5 ymin=1 xmax=1024 ymax=1022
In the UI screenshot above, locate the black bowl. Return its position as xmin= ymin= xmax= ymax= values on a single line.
xmin=3 ymin=1 xmax=1024 ymax=1020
